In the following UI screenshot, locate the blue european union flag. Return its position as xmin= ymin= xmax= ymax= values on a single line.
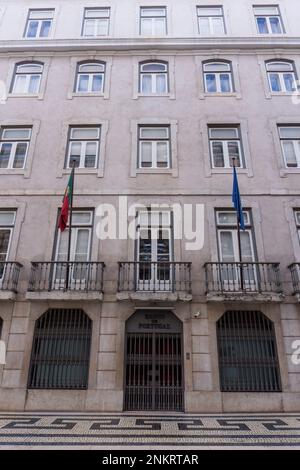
xmin=232 ymin=166 xmax=245 ymax=230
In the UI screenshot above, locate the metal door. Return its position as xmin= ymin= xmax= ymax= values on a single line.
xmin=124 ymin=310 xmax=183 ymax=411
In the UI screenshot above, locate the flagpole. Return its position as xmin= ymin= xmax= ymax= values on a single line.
xmin=232 ymin=157 xmax=244 ymax=290
xmin=65 ymin=160 xmax=75 ymax=290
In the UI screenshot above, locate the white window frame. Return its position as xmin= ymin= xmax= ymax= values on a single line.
xmin=11 ymin=62 xmax=43 ymax=95
xmin=0 ymin=211 xmax=16 ymax=282
xmin=139 ymin=61 xmax=168 ymax=94
xmin=75 ymin=62 xmax=105 ymax=93
xmin=0 ymin=128 xmax=31 ymax=170
xmin=197 ymin=6 xmax=225 ymax=36
xmin=24 ymin=9 xmax=54 ymax=39
xmin=138 ymin=126 xmax=171 ymax=169
xmin=203 ymin=61 xmax=233 ymax=93
xmin=209 ymin=127 xmax=243 ymax=169
xmin=82 ymin=8 xmax=110 ymax=37
xmin=266 ymin=61 xmax=297 ymax=93
xmin=66 ymin=127 xmax=101 ymax=169
xmin=253 ymin=5 xmax=284 ymax=34
xmin=140 ymin=7 xmax=167 ymax=36
xmin=278 ymin=126 xmax=300 ymax=168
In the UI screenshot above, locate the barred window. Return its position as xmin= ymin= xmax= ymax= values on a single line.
xmin=217 ymin=310 xmax=281 ymax=392
xmin=28 ymin=309 xmax=92 ymax=389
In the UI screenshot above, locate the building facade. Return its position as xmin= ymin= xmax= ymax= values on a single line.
xmin=0 ymin=0 xmax=300 ymax=412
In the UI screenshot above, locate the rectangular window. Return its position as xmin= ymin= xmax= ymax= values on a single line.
xmin=66 ymin=127 xmax=101 ymax=169
xmin=294 ymin=210 xmax=300 ymax=243
xmin=278 ymin=126 xmax=300 ymax=168
xmin=197 ymin=6 xmax=225 ymax=35
xmin=0 ymin=211 xmax=15 ymax=279
xmin=82 ymin=8 xmax=110 ymax=36
xmin=209 ymin=127 xmax=243 ymax=168
xmin=140 ymin=7 xmax=167 ymax=36
xmin=24 ymin=9 xmax=54 ymax=38
xmin=138 ymin=126 xmax=170 ymax=169
xmin=0 ymin=128 xmax=31 ymax=169
xmin=253 ymin=5 xmax=283 ymax=34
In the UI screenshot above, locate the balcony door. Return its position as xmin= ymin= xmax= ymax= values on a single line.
xmin=136 ymin=210 xmax=173 ymax=291
xmin=53 ymin=211 xmax=92 ymax=289
xmin=0 ymin=212 xmax=15 ymax=285
xmin=217 ymin=211 xmax=257 ymax=290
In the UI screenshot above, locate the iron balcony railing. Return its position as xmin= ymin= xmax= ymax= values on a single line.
xmin=204 ymin=262 xmax=282 ymax=294
xmin=118 ymin=261 xmax=192 ymax=293
xmin=288 ymin=263 xmax=300 ymax=295
xmin=0 ymin=261 xmax=23 ymax=293
xmin=28 ymin=261 xmax=105 ymax=292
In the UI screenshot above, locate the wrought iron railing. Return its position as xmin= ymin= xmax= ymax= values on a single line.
xmin=204 ymin=262 xmax=282 ymax=294
xmin=28 ymin=261 xmax=105 ymax=292
xmin=288 ymin=263 xmax=300 ymax=294
xmin=0 ymin=261 xmax=23 ymax=293
xmin=118 ymin=261 xmax=192 ymax=293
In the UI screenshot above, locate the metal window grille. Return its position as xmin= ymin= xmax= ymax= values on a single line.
xmin=217 ymin=310 xmax=281 ymax=392
xmin=28 ymin=309 xmax=92 ymax=389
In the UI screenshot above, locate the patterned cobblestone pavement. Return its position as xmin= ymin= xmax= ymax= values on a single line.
xmin=0 ymin=413 xmax=299 ymax=449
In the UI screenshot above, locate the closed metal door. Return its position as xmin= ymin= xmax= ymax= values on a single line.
xmin=124 ymin=331 xmax=183 ymax=411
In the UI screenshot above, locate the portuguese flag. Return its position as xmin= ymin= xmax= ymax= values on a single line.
xmin=58 ymin=167 xmax=74 ymax=232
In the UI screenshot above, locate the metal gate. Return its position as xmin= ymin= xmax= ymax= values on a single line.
xmin=124 ymin=310 xmax=183 ymax=411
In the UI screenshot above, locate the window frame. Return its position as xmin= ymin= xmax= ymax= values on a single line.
xmin=139 ymin=60 xmax=169 ymax=95
xmin=75 ymin=61 xmax=106 ymax=94
xmin=266 ymin=60 xmax=297 ymax=93
xmin=208 ymin=126 xmax=244 ymax=169
xmin=0 ymin=211 xmax=16 ymax=280
xmin=140 ymin=6 xmax=167 ymax=36
xmin=278 ymin=125 xmax=300 ymax=168
xmin=65 ymin=126 xmax=101 ymax=170
xmin=203 ymin=61 xmax=234 ymax=93
xmin=253 ymin=5 xmax=284 ymax=35
xmin=11 ymin=61 xmax=44 ymax=95
xmin=24 ymin=9 xmax=55 ymax=39
xmin=138 ymin=125 xmax=171 ymax=169
xmin=82 ymin=7 xmax=111 ymax=37
xmin=196 ymin=5 xmax=226 ymax=36
xmin=0 ymin=127 xmax=32 ymax=170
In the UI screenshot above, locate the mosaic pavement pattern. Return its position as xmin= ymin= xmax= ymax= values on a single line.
xmin=0 ymin=413 xmax=299 ymax=448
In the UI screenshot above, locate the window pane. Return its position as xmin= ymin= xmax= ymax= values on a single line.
xmin=74 ymin=230 xmax=89 ymax=260
xmin=283 ymin=73 xmax=296 ymax=92
xmin=154 ymin=18 xmax=166 ymax=35
xmin=72 ymin=212 xmax=92 ymax=224
xmin=210 ymin=128 xmax=238 ymax=139
xmin=212 ymin=142 xmax=224 ymax=167
xmin=0 ymin=143 xmax=11 ymax=168
xmin=13 ymin=142 xmax=27 ymax=168
xmin=84 ymin=142 xmax=97 ymax=168
xmin=269 ymin=73 xmax=281 ymax=92
xmin=3 ymin=129 xmax=31 ymax=139
xmin=40 ymin=20 xmax=51 ymax=37
xmin=220 ymin=73 xmax=231 ymax=92
xmin=140 ymin=142 xmax=152 ymax=167
xmin=26 ymin=21 xmax=39 ymax=38
xmin=267 ymin=61 xmax=292 ymax=71
xmin=0 ymin=212 xmax=15 ymax=225
xmin=257 ymin=17 xmax=268 ymax=34
xmin=156 ymin=74 xmax=167 ymax=93
xmin=141 ymin=18 xmax=152 ymax=35
xmin=78 ymin=75 xmax=89 ymax=92
xmin=141 ymin=75 xmax=152 ymax=93
xmin=92 ymin=74 xmax=103 ymax=92
xmin=241 ymin=232 xmax=253 ymax=261
xmin=96 ymin=19 xmax=109 ymax=35
xmin=83 ymin=19 xmax=96 ymax=36
xmin=17 ymin=64 xmax=43 ymax=73
xmin=198 ymin=7 xmax=223 ymax=16
xmin=0 ymin=229 xmax=10 ymax=255
xmin=28 ymin=75 xmax=40 ymax=94
xmin=85 ymin=9 xmax=110 ymax=18
xmin=212 ymin=17 xmax=225 ymax=34
xmin=254 ymin=7 xmax=279 ymax=15
xmin=140 ymin=127 xmax=168 ymax=139
xmin=79 ymin=63 xmax=105 ymax=73
xmin=71 ymin=128 xmax=99 ymax=139
xmin=218 ymin=212 xmax=241 ymax=225
xmin=279 ymin=127 xmax=300 ymax=139
xmin=13 ymin=75 xmax=26 ymax=93
xmin=141 ymin=8 xmax=165 ymax=17
xmin=270 ymin=16 xmax=282 ymax=33
xmin=198 ymin=17 xmax=210 ymax=35
xmin=156 ymin=142 xmax=168 ymax=167
xmin=69 ymin=142 xmax=81 ymax=167
xmin=220 ymin=231 xmax=235 ymax=261
xmin=205 ymin=74 xmax=217 ymax=92
xmin=282 ymin=141 xmax=297 ymax=167
xmin=228 ymin=141 xmax=240 ymax=166
xmin=29 ymin=10 xmax=54 ymax=20
xmin=204 ymin=62 xmax=230 ymax=72
xmin=141 ymin=63 xmax=166 ymax=72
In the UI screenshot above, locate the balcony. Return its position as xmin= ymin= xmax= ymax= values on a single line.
xmin=204 ymin=262 xmax=283 ymax=302
xmin=0 ymin=262 xmax=23 ymax=299
xmin=288 ymin=263 xmax=300 ymax=299
xmin=117 ymin=261 xmax=192 ymax=302
xmin=26 ymin=261 xmax=105 ymax=301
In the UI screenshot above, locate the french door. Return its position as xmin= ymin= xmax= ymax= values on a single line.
xmin=0 ymin=228 xmax=12 ymax=284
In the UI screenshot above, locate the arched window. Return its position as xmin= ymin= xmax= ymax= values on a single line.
xmin=75 ymin=61 xmax=105 ymax=93
xmin=217 ymin=310 xmax=281 ymax=392
xmin=11 ymin=62 xmax=43 ymax=94
xmin=266 ymin=60 xmax=297 ymax=92
xmin=203 ymin=61 xmax=233 ymax=93
xmin=139 ymin=61 xmax=168 ymax=94
xmin=28 ymin=309 xmax=92 ymax=389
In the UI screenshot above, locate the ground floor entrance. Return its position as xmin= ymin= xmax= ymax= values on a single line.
xmin=124 ymin=310 xmax=184 ymax=411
